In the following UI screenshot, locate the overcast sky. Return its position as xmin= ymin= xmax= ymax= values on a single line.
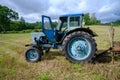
xmin=0 ymin=0 xmax=120 ymax=23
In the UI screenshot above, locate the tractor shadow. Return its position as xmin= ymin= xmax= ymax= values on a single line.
xmin=92 ymin=50 xmax=120 ymax=64
xmin=92 ymin=50 xmax=112 ymax=64
xmin=42 ymin=50 xmax=64 ymax=61
xmin=42 ymin=49 xmax=120 ymax=63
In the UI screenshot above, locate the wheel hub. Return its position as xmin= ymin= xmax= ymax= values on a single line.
xmin=75 ymin=42 xmax=85 ymax=51
xmin=30 ymin=52 xmax=36 ymax=59
xmin=72 ymin=41 xmax=86 ymax=54
xmin=26 ymin=49 xmax=39 ymax=62
xmin=68 ymin=37 xmax=91 ymax=60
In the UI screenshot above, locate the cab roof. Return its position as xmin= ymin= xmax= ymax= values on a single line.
xmin=60 ymin=13 xmax=84 ymax=17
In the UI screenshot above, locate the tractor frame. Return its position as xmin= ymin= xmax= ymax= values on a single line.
xmin=25 ymin=13 xmax=97 ymax=63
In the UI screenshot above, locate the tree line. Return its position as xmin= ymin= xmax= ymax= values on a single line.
xmin=0 ymin=5 xmax=119 ymax=33
xmin=111 ymin=20 xmax=120 ymax=26
xmin=84 ymin=13 xmax=101 ymax=25
xmin=0 ymin=5 xmax=58 ymax=33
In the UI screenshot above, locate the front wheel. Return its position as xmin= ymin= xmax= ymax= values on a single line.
xmin=62 ymin=31 xmax=97 ymax=63
xmin=25 ymin=47 xmax=41 ymax=62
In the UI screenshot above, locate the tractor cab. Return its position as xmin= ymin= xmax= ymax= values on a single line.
xmin=56 ymin=14 xmax=84 ymax=31
xmin=42 ymin=14 xmax=84 ymax=43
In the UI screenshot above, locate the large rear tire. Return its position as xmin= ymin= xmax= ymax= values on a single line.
xmin=62 ymin=31 xmax=97 ymax=63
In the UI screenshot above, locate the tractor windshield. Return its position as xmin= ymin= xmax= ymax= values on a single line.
xmin=56 ymin=17 xmax=67 ymax=31
xmin=56 ymin=16 xmax=83 ymax=31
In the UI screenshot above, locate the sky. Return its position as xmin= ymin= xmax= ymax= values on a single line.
xmin=0 ymin=0 xmax=120 ymax=23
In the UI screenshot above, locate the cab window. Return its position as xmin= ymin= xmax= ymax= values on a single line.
xmin=70 ymin=17 xmax=80 ymax=27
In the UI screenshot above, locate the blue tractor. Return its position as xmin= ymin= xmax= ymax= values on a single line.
xmin=25 ymin=13 xmax=97 ymax=63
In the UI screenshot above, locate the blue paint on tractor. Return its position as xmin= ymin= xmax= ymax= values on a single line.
xmin=60 ymin=13 xmax=84 ymax=17
xmin=43 ymin=30 xmax=55 ymax=42
xmin=42 ymin=15 xmax=55 ymax=42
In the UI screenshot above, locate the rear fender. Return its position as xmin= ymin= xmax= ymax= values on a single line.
xmin=66 ymin=27 xmax=98 ymax=37
xmin=60 ymin=27 xmax=97 ymax=44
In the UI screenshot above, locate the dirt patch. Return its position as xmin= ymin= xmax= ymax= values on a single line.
xmin=113 ymin=41 xmax=120 ymax=52
xmin=114 ymin=41 xmax=120 ymax=47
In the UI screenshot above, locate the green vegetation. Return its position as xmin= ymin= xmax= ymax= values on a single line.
xmin=0 ymin=5 xmax=18 ymax=32
xmin=0 ymin=25 xmax=120 ymax=80
xmin=0 ymin=5 xmax=110 ymax=33
xmin=0 ymin=5 xmax=120 ymax=34
xmin=40 ymin=72 xmax=51 ymax=80
xmin=112 ymin=20 xmax=120 ymax=26
xmin=0 ymin=5 xmax=57 ymax=33
xmin=84 ymin=13 xmax=101 ymax=25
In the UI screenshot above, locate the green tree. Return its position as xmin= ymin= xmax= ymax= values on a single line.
xmin=84 ymin=13 xmax=101 ymax=25
xmin=10 ymin=21 xmax=19 ymax=31
xmin=113 ymin=20 xmax=120 ymax=26
xmin=90 ymin=16 xmax=97 ymax=24
xmin=0 ymin=5 xmax=18 ymax=32
xmin=84 ymin=13 xmax=91 ymax=25
xmin=96 ymin=20 xmax=101 ymax=24
xmin=19 ymin=17 xmax=26 ymax=30
xmin=52 ymin=22 xmax=57 ymax=28
xmin=90 ymin=13 xmax=101 ymax=25
xmin=34 ymin=22 xmax=42 ymax=29
xmin=26 ymin=22 xmax=35 ymax=29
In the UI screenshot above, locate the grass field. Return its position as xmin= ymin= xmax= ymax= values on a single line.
xmin=0 ymin=25 xmax=120 ymax=80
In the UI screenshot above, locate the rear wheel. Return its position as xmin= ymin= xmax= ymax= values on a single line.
xmin=62 ymin=31 xmax=97 ymax=63
xmin=25 ymin=47 xmax=42 ymax=62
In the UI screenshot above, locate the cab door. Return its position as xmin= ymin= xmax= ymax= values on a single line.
xmin=42 ymin=15 xmax=55 ymax=42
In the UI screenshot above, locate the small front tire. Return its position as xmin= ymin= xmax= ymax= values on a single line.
xmin=25 ymin=47 xmax=41 ymax=62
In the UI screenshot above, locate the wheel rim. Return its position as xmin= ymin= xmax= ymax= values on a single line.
xmin=26 ymin=49 xmax=39 ymax=61
xmin=68 ymin=37 xmax=91 ymax=61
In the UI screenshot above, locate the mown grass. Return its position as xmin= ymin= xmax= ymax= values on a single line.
xmin=0 ymin=25 xmax=120 ymax=80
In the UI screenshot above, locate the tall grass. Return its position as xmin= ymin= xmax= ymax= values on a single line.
xmin=0 ymin=25 xmax=120 ymax=80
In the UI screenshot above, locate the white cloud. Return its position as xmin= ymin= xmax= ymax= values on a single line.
xmin=99 ymin=5 xmax=111 ymax=13
xmin=22 ymin=13 xmax=41 ymax=22
xmin=78 ymin=0 xmax=87 ymax=12
xmin=0 ymin=0 xmax=120 ymax=23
